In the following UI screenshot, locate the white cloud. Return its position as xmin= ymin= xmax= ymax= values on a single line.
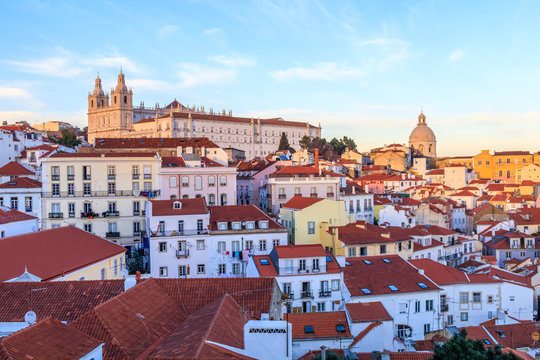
xmin=210 ymin=54 xmax=256 ymax=67
xmin=269 ymin=62 xmax=365 ymax=82
xmin=177 ymin=63 xmax=235 ymax=88
xmin=449 ymin=49 xmax=465 ymax=61
xmin=0 ymin=87 xmax=31 ymax=99
xmin=4 ymin=48 xmax=141 ymax=78
xmin=203 ymin=28 xmax=222 ymax=36
xmin=158 ymin=24 xmax=179 ymax=40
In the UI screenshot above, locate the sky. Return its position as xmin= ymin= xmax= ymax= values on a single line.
xmin=1 ymin=0 xmax=540 ymax=156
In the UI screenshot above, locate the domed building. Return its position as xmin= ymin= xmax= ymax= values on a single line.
xmin=409 ymin=111 xmax=436 ymax=158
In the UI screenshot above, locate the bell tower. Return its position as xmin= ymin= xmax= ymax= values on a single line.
xmin=87 ymin=74 xmax=111 ymax=144
xmin=109 ymin=69 xmax=134 ymax=131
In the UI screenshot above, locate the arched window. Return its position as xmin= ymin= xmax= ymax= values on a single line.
xmin=124 ymin=95 xmax=127 ymax=104
xmin=209 ymin=194 xmax=215 ymax=206
xmin=507 ymin=170 xmax=511 ymax=178
xmin=220 ymin=193 xmax=227 ymax=206
xmin=499 ymin=170 xmax=503 ymax=177
xmin=429 ymin=144 xmax=433 ymax=153
xmin=101 ymin=100 xmax=104 ymax=107
xmin=114 ymin=96 xmax=117 ymax=104
xmin=91 ymin=100 xmax=94 ymax=108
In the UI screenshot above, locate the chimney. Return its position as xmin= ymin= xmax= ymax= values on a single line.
xmin=136 ymin=271 xmax=141 ymax=280
xmin=314 ymin=149 xmax=320 ymax=174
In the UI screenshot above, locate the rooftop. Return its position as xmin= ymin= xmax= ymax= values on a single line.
xmin=0 ymin=177 xmax=42 ymax=189
xmin=209 ymin=205 xmax=283 ymax=231
xmin=150 ymin=198 xmax=208 ymax=216
xmin=0 ymin=161 xmax=34 ymax=176
xmin=94 ymin=137 xmax=221 ymax=149
xmin=282 ymin=196 xmax=325 ymax=210
xmin=346 ymin=302 xmax=393 ymax=322
xmin=287 ymin=311 xmax=352 ymax=339
xmin=0 ymin=206 xmax=37 ymax=225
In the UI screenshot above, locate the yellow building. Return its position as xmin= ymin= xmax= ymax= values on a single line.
xmin=322 ymin=221 xmax=413 ymax=258
xmin=516 ymin=164 xmax=540 ymax=183
xmin=0 ymin=226 xmax=126 ymax=282
xmin=473 ymin=150 xmax=533 ymax=180
xmin=439 ymin=156 xmax=474 ymax=169
xmin=280 ymin=197 xmax=352 ymax=245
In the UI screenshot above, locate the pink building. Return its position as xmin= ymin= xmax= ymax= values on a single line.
xmin=236 ymin=160 xmax=288 ymax=208
xmin=160 ymin=154 xmax=237 ymax=206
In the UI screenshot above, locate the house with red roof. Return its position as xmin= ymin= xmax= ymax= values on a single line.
xmin=0 ymin=226 xmax=126 ymax=282
xmin=247 ymin=244 xmax=343 ymax=314
xmin=378 ymin=203 xmax=416 ymax=228
xmin=0 ymin=205 xmax=38 ymax=238
xmin=447 ymin=189 xmax=479 ymax=210
xmin=0 ymin=125 xmax=49 ymax=168
xmin=342 ymin=255 xmax=442 ymax=341
xmin=235 ymin=159 xmax=280 ymax=208
xmin=340 ymin=181 xmax=375 ymax=223
xmin=483 ymin=230 xmax=540 ymax=268
xmin=280 ymin=196 xmax=351 ymax=246
xmin=0 ymin=161 xmax=35 ymax=184
xmin=510 ymin=207 xmax=540 ymax=235
xmin=159 ymin=152 xmax=237 ymax=205
xmin=149 ymin=200 xmax=287 ymax=278
xmin=0 ymin=177 xmax=42 ymax=221
xmin=345 ymin=302 xmax=397 ymax=353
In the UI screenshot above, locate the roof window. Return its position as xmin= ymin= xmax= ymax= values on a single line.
xmin=304 ymin=325 xmax=314 ymax=334
xmin=382 ymin=258 xmax=391 ymax=263
xmin=417 ymin=282 xmax=428 ymax=289
xmin=361 ymin=288 xmax=371 ymax=294
xmin=326 ymin=255 xmax=332 ymax=262
xmin=336 ymin=324 xmax=346 ymax=333
xmin=388 ymin=285 xmax=399 ymax=291
xmin=260 ymin=259 xmax=269 ymax=265
xmin=363 ymin=260 xmax=372 ymax=265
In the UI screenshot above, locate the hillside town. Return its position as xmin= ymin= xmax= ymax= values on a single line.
xmin=0 ymin=70 xmax=540 ymax=360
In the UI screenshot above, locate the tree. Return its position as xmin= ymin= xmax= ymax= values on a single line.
xmin=278 ymin=132 xmax=290 ymax=151
xmin=432 ymin=330 xmax=520 ymax=360
xmin=342 ymin=136 xmax=357 ymax=151
xmin=299 ymin=135 xmax=311 ymax=150
xmin=57 ymin=129 xmax=81 ymax=148
xmin=330 ymin=137 xmax=346 ymax=155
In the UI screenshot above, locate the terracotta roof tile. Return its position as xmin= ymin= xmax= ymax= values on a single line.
xmin=287 ymin=311 xmax=352 ymax=339
xmin=346 ymin=302 xmax=392 ymax=322
xmin=344 ymin=255 xmax=440 ymax=297
xmin=282 ymin=196 xmax=325 ymax=210
xmin=0 ymin=177 xmax=41 ymax=189
xmin=0 ymin=226 xmax=126 ymax=282
xmin=150 ymin=198 xmax=208 ymax=216
xmin=0 ymin=280 xmax=124 ymax=323
xmin=0 ymin=317 xmax=102 ymax=360
xmin=209 ymin=205 xmax=283 ymax=231
xmin=410 ymin=259 xmax=500 ymax=285
xmin=0 ymin=161 xmax=34 ymax=176
xmin=0 ymin=206 xmax=37 ymax=225
xmin=274 ymin=244 xmax=327 ymax=258
xmin=49 ymin=152 xmax=158 ymax=158
xmin=94 ymin=137 xmax=220 ymax=149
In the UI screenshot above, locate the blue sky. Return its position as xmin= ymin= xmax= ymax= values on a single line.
xmin=1 ymin=0 xmax=539 ymax=156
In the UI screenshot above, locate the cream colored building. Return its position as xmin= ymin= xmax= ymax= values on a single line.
xmin=87 ymin=72 xmax=321 ymax=159
xmin=516 ymin=163 xmax=540 ymax=183
xmin=41 ymin=152 xmax=161 ymax=245
xmin=32 ymin=121 xmax=74 ymax=132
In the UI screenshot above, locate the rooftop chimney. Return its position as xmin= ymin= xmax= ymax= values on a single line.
xmin=314 ymin=149 xmax=320 ymax=174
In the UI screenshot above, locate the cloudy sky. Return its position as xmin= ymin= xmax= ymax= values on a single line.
xmin=1 ymin=0 xmax=539 ymax=156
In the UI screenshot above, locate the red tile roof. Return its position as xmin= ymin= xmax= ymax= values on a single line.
xmin=94 ymin=137 xmax=221 ymax=149
xmin=0 ymin=280 xmax=124 ymax=323
xmin=209 ymin=205 xmax=283 ymax=231
xmin=49 ymin=152 xmax=158 ymax=158
xmin=274 ymin=244 xmax=326 ymax=258
xmin=410 ymin=259 xmax=500 ymax=285
xmin=252 ymin=255 xmax=278 ymax=276
xmin=150 ymin=198 xmax=208 ymax=216
xmin=0 ymin=161 xmax=34 ymax=176
xmin=287 ymin=311 xmax=352 ymax=339
xmin=0 ymin=206 xmax=37 ymax=225
xmin=273 ymin=165 xmax=319 ymax=176
xmin=494 ymin=151 xmax=531 ymax=156
xmin=412 ymin=224 xmax=457 ymax=236
xmin=484 ymin=322 xmax=540 ymax=349
xmin=282 ymin=196 xmax=325 ymax=210
xmin=346 ymin=302 xmax=392 ymax=322
xmin=0 ymin=317 xmax=102 ymax=360
xmin=330 ymin=223 xmax=395 ymax=246
xmin=0 ymin=177 xmax=41 ymax=189
xmin=343 ymin=255 xmax=440 ymax=297
xmin=0 ymin=226 xmax=126 ymax=282
xmin=449 ymin=190 xmax=478 ymax=197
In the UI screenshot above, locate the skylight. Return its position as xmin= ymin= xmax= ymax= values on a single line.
xmin=388 ymin=285 xmax=399 ymax=291
xmin=326 ymin=255 xmax=332 ymax=262
xmin=417 ymin=282 xmax=428 ymax=289
xmin=361 ymin=288 xmax=371 ymax=294
xmin=304 ymin=325 xmax=314 ymax=334
xmin=495 ymin=330 xmax=506 ymax=337
xmin=382 ymin=258 xmax=391 ymax=263
xmin=260 ymin=259 xmax=269 ymax=265
xmin=336 ymin=324 xmax=346 ymax=333
xmin=363 ymin=260 xmax=372 ymax=265
xmin=483 ymin=339 xmax=491 ymax=345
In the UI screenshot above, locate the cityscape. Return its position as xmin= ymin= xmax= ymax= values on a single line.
xmin=1 ymin=1 xmax=540 ymax=360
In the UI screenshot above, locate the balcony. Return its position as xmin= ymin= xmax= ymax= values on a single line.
xmin=133 ymin=231 xmax=141 ymax=236
xmin=68 ymin=212 xmax=75 ymax=218
xmin=108 ymin=174 xmax=116 ymax=180
xmin=150 ymin=229 xmax=209 ymax=237
xmin=48 ymin=212 xmax=63 ymax=219
xmin=132 ymin=173 xmax=140 ymax=179
xmin=81 ymin=211 xmax=99 ymax=218
xmin=319 ymin=290 xmax=332 ymax=297
xmin=278 ymin=194 xmax=287 ymax=200
xmin=310 ymin=193 xmax=318 ymax=197
xmin=144 ymin=174 xmax=152 ymax=179
xmin=133 ymin=210 xmax=140 ymax=216
xmin=67 ymin=174 xmax=74 ymax=180
xmin=25 ymin=207 xmax=32 ymax=212
xmin=283 ymin=292 xmax=294 ymax=300
xmin=106 ymin=232 xmax=120 ymax=238
xmin=43 ymin=190 xmax=160 ymax=198
xmin=102 ymin=211 xmax=119 ymax=217
xmin=176 ymin=249 xmax=190 ymax=258
xmin=51 ymin=175 xmax=60 ymax=181
xmin=300 ymin=291 xmax=313 ymax=299
xmin=326 ymin=192 xmax=334 ymax=198
xmin=83 ymin=175 xmax=91 ymax=180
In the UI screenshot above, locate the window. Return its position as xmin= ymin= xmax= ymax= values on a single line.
xmin=283 ymin=283 xmax=292 ymax=294
xmin=83 ymin=183 xmax=91 ymax=196
xmin=10 ymin=197 xmax=18 ymax=210
xmin=220 ymin=193 xmax=227 ymax=206
xmin=487 ymin=295 xmax=493 ymax=304
xmin=51 ymin=166 xmax=60 ymax=180
xmin=107 ymin=165 xmax=116 ymax=179
xmin=197 ymin=264 xmax=205 ymax=274
xmin=317 ymin=302 xmax=326 ymax=312
xmin=159 ymin=267 xmax=168 ymax=277
xmin=83 ymin=165 xmax=91 ymax=180
xmin=133 ymin=182 xmax=140 ymax=191
xmin=473 ymin=292 xmax=481 ymax=303
xmin=67 ymin=165 xmax=74 ymax=180
xmin=114 ymin=259 xmax=118 ymax=276
xmin=415 ymin=301 xmax=421 ymax=313
xmin=360 ymin=247 xmax=367 ymax=256
xmin=133 ymin=221 xmax=141 ymax=235
xmin=68 ymin=203 xmax=75 ymax=217
xmin=52 ymin=183 xmax=60 ymax=196
xmin=208 ymin=176 xmax=215 ymax=187
xmin=399 ymin=302 xmax=407 ymax=314
xmin=424 ymin=324 xmax=431 ymax=334
xmin=108 ymin=222 xmax=117 ymax=233
xmin=273 ymin=239 xmax=280 ymax=247
xmin=218 ymin=264 xmax=226 ymax=275
xmin=108 ymin=182 xmax=116 ymax=195
xmin=178 ymin=265 xmax=187 ymax=277
xmin=397 ymin=325 xmax=412 ymax=338
xmin=208 ymin=193 xmax=215 ymax=206
xmin=159 ymin=242 xmax=167 ymax=252
xmin=195 ymin=176 xmax=202 ymax=190
xmin=178 ymin=220 xmax=184 ymax=234
xmin=197 ymin=219 xmax=204 ymax=234
xmin=169 ymin=176 xmax=177 ymax=188
xmin=312 ymin=259 xmax=319 ymax=271
xmin=220 ymin=176 xmax=227 ymax=186
xmin=304 ymin=325 xmax=314 ymax=334
xmin=426 ymin=299 xmax=434 ymax=311
xmin=447 ymin=315 xmax=454 ymax=325
xmin=245 ymin=240 xmax=253 ymax=250
xmin=232 ymin=263 xmax=240 ymax=274
xmin=380 ymin=245 xmax=386 ymax=254
xmin=361 ymin=288 xmax=371 ymax=294
xmin=259 ymin=239 xmax=267 ymax=251
xmin=68 ymin=183 xmax=74 ymax=196
xmin=506 ymin=251 xmax=512 ymax=259
xmin=132 ymin=165 xmax=139 ymax=179
xmin=299 ymin=259 xmax=306 ymax=271
xmin=108 ymin=201 xmax=117 ymax=214
xmin=218 ymin=241 xmax=226 ymax=252
xmin=388 ymin=285 xmax=399 ymax=291
xmin=460 ymin=293 xmax=468 ymax=304
xmin=246 ymin=221 xmax=255 ymax=229
xmin=232 ymin=241 xmax=240 ymax=251
xmin=100 ymin=268 xmax=105 ymax=280
xmin=348 ymin=247 xmax=356 ymax=257
xmin=307 ymin=221 xmax=315 ymax=234
xmin=143 ymin=165 xmax=152 ymax=179
xmin=181 ymin=176 xmax=189 ymax=187
xmin=460 ymin=312 xmax=468 ymax=321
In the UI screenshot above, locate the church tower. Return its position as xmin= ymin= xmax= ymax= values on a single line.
xmin=87 ymin=70 xmax=134 ymax=144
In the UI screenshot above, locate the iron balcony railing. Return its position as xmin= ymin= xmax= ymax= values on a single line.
xmin=149 ymin=229 xmax=209 ymax=237
xmin=106 ymin=232 xmax=120 ymax=238
xmin=176 ymin=249 xmax=190 ymax=258
xmin=43 ymin=190 xmax=160 ymax=198
xmin=300 ymin=291 xmax=313 ymax=299
xmin=319 ymin=290 xmax=332 ymax=297
xmin=49 ymin=212 xmax=63 ymax=219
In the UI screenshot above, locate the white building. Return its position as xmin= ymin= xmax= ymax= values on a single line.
xmin=341 ymin=181 xmax=374 ymax=223
xmin=247 ymin=244 xmax=343 ymax=313
xmin=0 ymin=177 xmax=42 ymax=222
xmin=41 ymin=152 xmax=162 ymax=245
xmin=0 ymin=206 xmax=38 ymax=238
xmin=147 ymin=199 xmax=288 ymax=278
xmin=342 ymin=255 xmax=442 ymax=341
xmin=379 ymin=204 xmax=416 ymax=228
xmin=0 ymin=125 xmax=47 ymax=167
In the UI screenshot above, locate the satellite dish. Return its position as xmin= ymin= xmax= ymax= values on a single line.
xmin=120 ymin=269 xmax=129 ymax=278
xmin=24 ymin=311 xmax=37 ymax=325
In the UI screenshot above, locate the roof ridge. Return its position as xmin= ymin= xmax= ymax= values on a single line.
xmin=195 ymin=293 xmax=231 ymax=357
